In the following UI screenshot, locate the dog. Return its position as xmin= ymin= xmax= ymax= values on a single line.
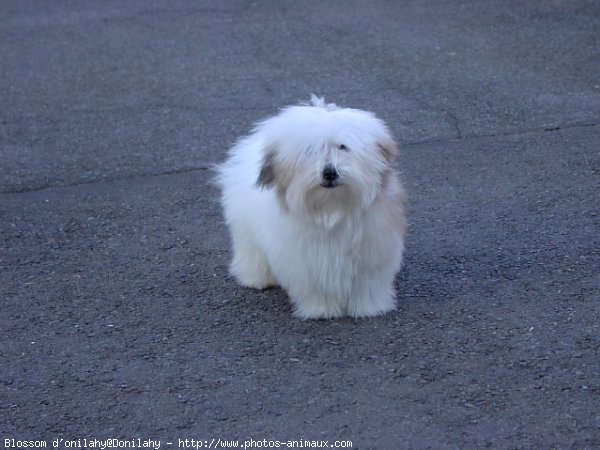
xmin=216 ymin=96 xmax=406 ymax=319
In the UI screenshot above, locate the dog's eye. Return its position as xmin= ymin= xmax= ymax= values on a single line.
xmin=338 ymin=144 xmax=348 ymax=151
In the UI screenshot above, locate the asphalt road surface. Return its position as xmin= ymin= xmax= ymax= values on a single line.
xmin=2 ymin=1 xmax=599 ymax=448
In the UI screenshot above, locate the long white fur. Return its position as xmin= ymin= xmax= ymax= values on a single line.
xmin=216 ymin=96 xmax=407 ymax=319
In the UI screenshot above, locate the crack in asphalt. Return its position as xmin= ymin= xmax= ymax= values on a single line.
xmin=2 ymin=121 xmax=598 ymax=196
xmin=403 ymin=120 xmax=600 ymax=147
xmin=1 ymin=166 xmax=214 ymax=196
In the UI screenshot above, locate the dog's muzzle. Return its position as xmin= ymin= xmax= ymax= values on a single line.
xmin=321 ymin=164 xmax=340 ymax=188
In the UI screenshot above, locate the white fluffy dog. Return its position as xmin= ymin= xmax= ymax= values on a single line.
xmin=216 ymin=96 xmax=406 ymax=319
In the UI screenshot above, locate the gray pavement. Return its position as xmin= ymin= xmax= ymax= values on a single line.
xmin=1 ymin=1 xmax=599 ymax=448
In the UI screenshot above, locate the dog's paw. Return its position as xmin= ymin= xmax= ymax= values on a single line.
xmin=240 ymin=278 xmax=277 ymax=290
xmin=231 ymin=266 xmax=277 ymax=290
xmin=291 ymin=296 xmax=346 ymax=320
xmin=348 ymin=295 xmax=396 ymax=318
xmin=229 ymin=247 xmax=277 ymax=290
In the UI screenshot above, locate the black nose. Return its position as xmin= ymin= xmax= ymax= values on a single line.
xmin=322 ymin=165 xmax=339 ymax=182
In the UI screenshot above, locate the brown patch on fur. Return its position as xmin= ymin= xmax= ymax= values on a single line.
xmin=256 ymin=149 xmax=277 ymax=188
xmin=374 ymin=172 xmax=407 ymax=238
xmin=274 ymin=169 xmax=293 ymax=212
xmin=388 ymin=178 xmax=408 ymax=239
xmin=256 ymin=147 xmax=291 ymax=211
xmin=392 ymin=185 xmax=408 ymax=239
xmin=377 ymin=139 xmax=403 ymax=228
xmin=377 ymin=139 xmax=399 ymax=164
xmin=379 ymin=168 xmax=391 ymax=193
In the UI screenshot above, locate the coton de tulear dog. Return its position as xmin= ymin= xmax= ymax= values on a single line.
xmin=216 ymin=96 xmax=407 ymax=319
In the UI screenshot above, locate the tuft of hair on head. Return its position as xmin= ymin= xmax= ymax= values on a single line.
xmin=309 ymin=94 xmax=327 ymax=108
xmin=308 ymin=94 xmax=338 ymax=111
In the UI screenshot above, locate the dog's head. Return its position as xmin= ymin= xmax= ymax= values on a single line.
xmin=256 ymin=96 xmax=398 ymax=228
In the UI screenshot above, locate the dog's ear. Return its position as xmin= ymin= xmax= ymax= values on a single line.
xmin=256 ymin=148 xmax=277 ymax=188
xmin=377 ymin=138 xmax=399 ymax=164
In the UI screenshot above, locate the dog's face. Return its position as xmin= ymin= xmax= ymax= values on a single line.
xmin=256 ymin=102 xmax=397 ymax=228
